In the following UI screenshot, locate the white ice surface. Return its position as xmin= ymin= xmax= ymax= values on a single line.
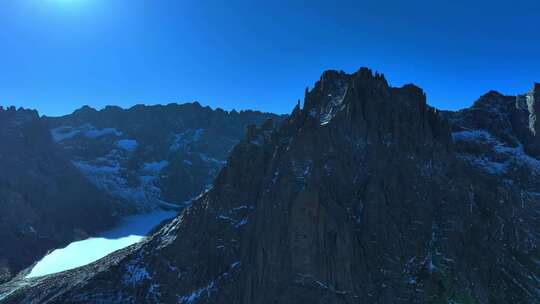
xmin=116 ymin=139 xmax=139 ymax=152
xmin=26 ymin=210 xmax=176 ymax=278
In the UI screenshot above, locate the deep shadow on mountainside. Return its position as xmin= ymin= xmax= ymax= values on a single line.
xmin=1 ymin=68 xmax=539 ymax=304
xmin=0 ymin=107 xmax=118 ymax=284
xmin=0 ymin=103 xmax=280 ymax=285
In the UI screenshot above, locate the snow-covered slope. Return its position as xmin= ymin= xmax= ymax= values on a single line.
xmin=45 ymin=102 xmax=282 ymax=211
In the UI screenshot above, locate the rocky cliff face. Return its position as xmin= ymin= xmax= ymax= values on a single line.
xmin=1 ymin=69 xmax=539 ymax=304
xmin=0 ymin=107 xmax=118 ymax=284
xmin=44 ymin=103 xmax=282 ymax=211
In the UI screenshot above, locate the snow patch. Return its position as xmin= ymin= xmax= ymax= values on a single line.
xmin=143 ymin=160 xmax=170 ymax=172
xmin=51 ymin=126 xmax=82 ymax=142
xmin=85 ymin=127 xmax=122 ymax=138
xmin=177 ymin=281 xmax=216 ymax=304
xmin=292 ymin=159 xmax=312 ymax=181
xmin=73 ymin=157 xmax=173 ymax=209
xmin=116 ymin=139 xmax=139 ymax=152
xmin=453 ymin=129 xmax=540 ymax=175
xmin=198 ymin=153 xmax=226 ymax=165
xmin=123 ymin=258 xmax=151 ymax=286
xmin=451 ymin=129 xmax=493 ymax=142
xmin=320 ymin=81 xmax=348 ymax=125
xmin=216 ymin=205 xmax=253 ymax=228
xmin=170 ymin=129 xmax=204 ymax=151
xmin=51 ymin=124 xmax=122 ymax=142
xmin=235 ymin=219 xmax=248 ymax=227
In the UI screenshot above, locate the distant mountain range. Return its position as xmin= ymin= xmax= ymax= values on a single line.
xmin=45 ymin=102 xmax=282 ymax=210
xmin=1 ymin=69 xmax=539 ymax=303
xmin=0 ymin=103 xmax=281 ymax=284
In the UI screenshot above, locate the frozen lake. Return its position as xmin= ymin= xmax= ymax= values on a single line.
xmin=26 ymin=210 xmax=176 ymax=278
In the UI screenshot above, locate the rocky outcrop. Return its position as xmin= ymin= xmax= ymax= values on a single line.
xmin=450 ymin=83 xmax=540 ymax=159
xmin=514 ymin=83 xmax=540 ymax=157
xmin=0 ymin=107 xmax=118 ymax=284
xmin=1 ymin=69 xmax=539 ymax=304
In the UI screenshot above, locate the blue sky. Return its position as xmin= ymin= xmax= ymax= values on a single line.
xmin=0 ymin=0 xmax=539 ymax=116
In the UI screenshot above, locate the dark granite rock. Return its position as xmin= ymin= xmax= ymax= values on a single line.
xmin=1 ymin=69 xmax=539 ymax=304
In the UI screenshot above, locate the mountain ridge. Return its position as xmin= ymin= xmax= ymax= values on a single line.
xmin=1 ymin=68 xmax=539 ymax=303
xmin=42 ymin=102 xmax=280 ymax=120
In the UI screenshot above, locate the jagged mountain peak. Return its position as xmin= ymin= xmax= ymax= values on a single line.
xmin=300 ymin=68 xmax=435 ymax=126
xmin=302 ymin=68 xmax=390 ymax=125
xmin=471 ymin=83 xmax=540 ymax=112
xmin=468 ymin=90 xmax=512 ymax=112
xmin=531 ymin=82 xmax=540 ymax=94
xmin=72 ymin=105 xmax=98 ymax=114
xmin=478 ymin=89 xmax=506 ymax=100
xmin=2 ymin=69 xmax=539 ymax=304
xmin=0 ymin=106 xmax=39 ymax=121
xmin=518 ymin=82 xmax=540 ymax=107
xmin=290 ymin=69 xmax=450 ymax=157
